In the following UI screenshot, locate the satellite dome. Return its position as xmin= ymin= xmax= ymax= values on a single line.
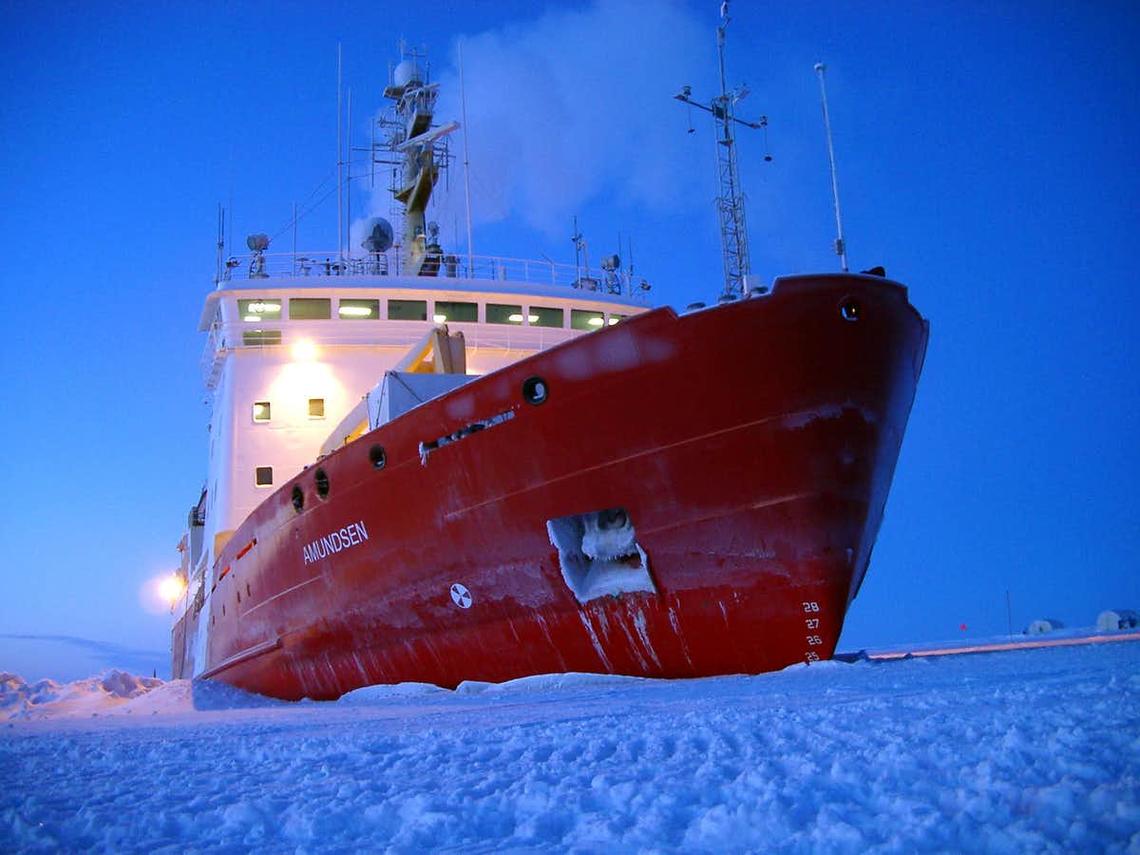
xmin=393 ymin=59 xmax=423 ymax=90
xmin=246 ymin=233 xmax=270 ymax=252
xmin=361 ymin=218 xmax=394 ymax=253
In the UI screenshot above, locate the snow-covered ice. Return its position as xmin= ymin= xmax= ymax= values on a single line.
xmin=2 ymin=643 xmax=1138 ymax=852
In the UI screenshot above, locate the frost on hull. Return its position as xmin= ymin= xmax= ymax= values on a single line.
xmin=548 ymin=508 xmax=655 ymax=603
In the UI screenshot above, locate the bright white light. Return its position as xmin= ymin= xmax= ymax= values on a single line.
xmin=139 ymin=572 xmax=187 ymax=615
xmin=243 ymin=315 xmax=260 ymax=322
xmin=292 ymin=339 xmax=318 ymax=362
xmin=607 ymin=317 xmax=620 ymax=325
xmin=249 ymin=301 xmax=280 ymax=314
xmin=433 ymin=314 xmax=447 ymax=323
xmin=528 ymin=314 xmax=539 ymax=323
xmin=339 ymin=305 xmax=372 ymax=317
xmin=159 ymin=575 xmax=186 ymax=603
xmin=508 ymin=313 xmax=524 ymax=323
xmin=587 ymin=316 xmax=604 ymax=327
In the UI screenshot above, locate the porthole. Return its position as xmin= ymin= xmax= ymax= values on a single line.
xmin=369 ymin=445 xmax=387 ymax=470
xmin=522 ymin=376 xmax=549 ymax=405
xmin=839 ymin=298 xmax=861 ymax=322
xmin=291 ymin=485 xmax=304 ymax=513
xmin=315 ymin=468 xmax=330 ymax=499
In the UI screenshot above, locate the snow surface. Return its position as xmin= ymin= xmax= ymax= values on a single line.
xmin=2 ymin=644 xmax=1138 ymax=852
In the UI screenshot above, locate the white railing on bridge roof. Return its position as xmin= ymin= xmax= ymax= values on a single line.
xmin=221 ymin=249 xmax=651 ymax=302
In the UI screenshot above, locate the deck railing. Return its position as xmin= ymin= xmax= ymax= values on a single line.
xmin=219 ymin=249 xmax=651 ymax=300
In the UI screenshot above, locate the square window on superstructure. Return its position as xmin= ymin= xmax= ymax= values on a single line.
xmin=255 ymin=466 xmax=273 ymax=487
xmin=487 ymin=303 xmax=525 ymax=325
xmin=338 ymin=298 xmax=379 ymax=319
xmin=252 ymin=401 xmax=271 ymax=422
xmin=238 ymin=299 xmax=282 ymax=322
xmin=433 ymin=301 xmax=478 ymax=323
xmin=571 ymin=309 xmax=606 ymax=331
xmin=243 ymin=330 xmax=282 ymax=346
xmin=531 ymin=306 xmax=564 ymax=328
xmin=389 ymin=299 xmax=427 ymax=321
xmin=289 ymin=298 xmax=332 ymax=320
xmin=308 ymin=398 xmax=325 ymax=419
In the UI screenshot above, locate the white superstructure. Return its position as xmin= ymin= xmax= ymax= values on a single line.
xmin=183 ymin=258 xmax=649 ymax=588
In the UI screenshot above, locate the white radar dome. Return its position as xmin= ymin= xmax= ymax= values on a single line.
xmin=393 ymin=60 xmax=423 ymax=90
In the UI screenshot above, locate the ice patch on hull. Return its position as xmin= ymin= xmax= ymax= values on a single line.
xmin=548 ymin=507 xmax=655 ymax=603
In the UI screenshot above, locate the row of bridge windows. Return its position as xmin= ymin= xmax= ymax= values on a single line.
xmin=237 ymin=298 xmax=625 ymax=330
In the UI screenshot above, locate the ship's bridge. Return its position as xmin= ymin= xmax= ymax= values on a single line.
xmin=200 ymin=249 xmax=651 ymax=389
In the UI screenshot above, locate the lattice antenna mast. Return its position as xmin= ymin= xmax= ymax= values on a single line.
xmin=674 ymin=3 xmax=769 ymax=301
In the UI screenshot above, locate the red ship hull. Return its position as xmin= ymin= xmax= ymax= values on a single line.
xmin=173 ymin=273 xmax=928 ymax=700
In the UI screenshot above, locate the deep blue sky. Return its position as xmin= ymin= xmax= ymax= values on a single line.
xmin=1 ymin=0 xmax=1136 ymax=681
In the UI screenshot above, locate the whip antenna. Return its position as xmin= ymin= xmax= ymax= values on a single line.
xmin=814 ymin=62 xmax=848 ymax=271
xmin=459 ymin=40 xmax=475 ymax=275
xmin=337 ymin=44 xmax=343 ymax=263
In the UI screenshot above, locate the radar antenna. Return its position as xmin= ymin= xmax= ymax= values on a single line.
xmin=674 ymin=1 xmax=770 ymax=301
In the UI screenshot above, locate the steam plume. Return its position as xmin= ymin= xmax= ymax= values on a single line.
xmin=354 ymin=0 xmax=710 ymax=253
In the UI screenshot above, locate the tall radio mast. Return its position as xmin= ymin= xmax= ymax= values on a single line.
xmin=814 ymin=62 xmax=848 ymax=272
xmin=674 ymin=1 xmax=770 ymax=301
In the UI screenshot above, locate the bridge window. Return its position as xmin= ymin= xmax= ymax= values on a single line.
xmin=308 ymin=398 xmax=325 ymax=419
xmin=255 ymin=467 xmax=273 ymax=487
xmin=243 ymin=330 xmax=282 ymax=346
xmin=338 ymin=298 xmax=379 ymax=319
xmin=487 ymin=303 xmax=525 ymax=325
xmin=289 ymin=298 xmax=331 ymax=320
xmin=433 ymin=301 xmax=477 ymax=323
xmin=238 ymin=299 xmax=281 ymax=322
xmin=389 ymin=299 xmax=427 ymax=321
xmin=252 ymin=401 xmax=271 ymax=423
xmin=571 ymin=309 xmax=605 ymax=331
xmin=530 ymin=306 xmax=564 ymax=328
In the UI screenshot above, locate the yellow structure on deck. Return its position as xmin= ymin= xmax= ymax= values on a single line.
xmin=318 ymin=325 xmax=467 ymax=458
